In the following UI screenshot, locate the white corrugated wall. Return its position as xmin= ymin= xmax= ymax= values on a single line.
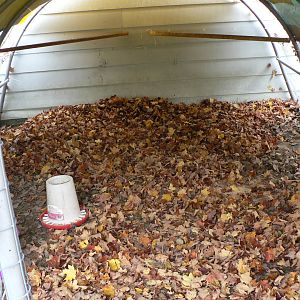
xmin=0 ymin=0 xmax=299 ymax=120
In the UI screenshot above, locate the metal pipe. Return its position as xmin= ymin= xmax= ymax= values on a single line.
xmin=240 ymin=0 xmax=296 ymax=100
xmin=277 ymin=58 xmax=300 ymax=76
xmin=0 ymin=52 xmax=14 ymax=116
xmin=0 ymin=1 xmax=50 ymax=120
xmin=0 ymin=31 xmax=129 ymax=53
xmin=148 ymin=29 xmax=290 ymax=43
xmin=0 ymin=79 xmax=9 ymax=89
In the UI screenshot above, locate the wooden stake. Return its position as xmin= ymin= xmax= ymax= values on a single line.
xmin=148 ymin=30 xmax=290 ymax=43
xmin=0 ymin=32 xmax=129 ymax=53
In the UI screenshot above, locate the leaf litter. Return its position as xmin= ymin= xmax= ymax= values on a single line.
xmin=1 ymin=96 xmax=300 ymax=299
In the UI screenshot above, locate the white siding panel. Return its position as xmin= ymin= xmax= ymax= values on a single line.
xmin=6 ymin=58 xmax=290 ymax=92
xmin=4 ymin=74 xmax=289 ymax=111
xmin=26 ymin=11 xmax=123 ymax=34
xmin=290 ymin=73 xmax=300 ymax=92
xmin=7 ymin=42 xmax=286 ymax=76
xmin=122 ymin=4 xmax=257 ymax=28
xmin=7 ymin=68 xmax=103 ymax=92
xmin=2 ymin=109 xmax=48 ymax=120
xmin=10 ymin=50 xmax=101 ymax=74
xmin=1 ymin=0 xmax=299 ymax=120
xmin=98 ymin=42 xmax=279 ymax=67
xmin=26 ymin=2 xmax=270 ymax=35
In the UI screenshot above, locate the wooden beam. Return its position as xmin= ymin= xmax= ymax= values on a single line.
xmin=0 ymin=32 xmax=129 ymax=53
xmin=148 ymin=30 xmax=290 ymax=43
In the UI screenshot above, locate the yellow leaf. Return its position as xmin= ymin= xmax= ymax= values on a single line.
xmin=144 ymin=119 xmax=154 ymax=128
xmin=108 ymin=259 xmax=121 ymax=271
xmin=182 ymin=273 xmax=194 ymax=287
xmin=201 ymin=187 xmax=210 ymax=197
xmin=97 ymin=224 xmax=105 ymax=233
xmin=236 ymin=259 xmax=250 ymax=275
xmin=135 ymin=287 xmax=143 ymax=294
xmin=289 ymin=193 xmax=300 ymax=207
xmin=220 ymin=212 xmax=233 ymax=223
xmin=41 ymin=165 xmax=51 ymax=174
xmin=177 ymin=160 xmax=185 ymax=168
xmin=94 ymin=245 xmax=103 ymax=253
xmin=79 ymin=239 xmax=89 ymax=250
xmin=162 ymin=193 xmax=172 ymax=202
xmin=62 ymin=265 xmax=77 ymax=282
xmin=102 ymin=285 xmax=115 ymax=297
xmin=143 ymin=268 xmax=151 ymax=275
xmin=28 ymin=268 xmax=41 ymax=287
xmin=176 ymin=160 xmax=185 ymax=173
xmin=218 ymin=133 xmax=225 ymax=139
xmin=168 ymin=127 xmax=175 ymax=136
xmin=152 ymin=239 xmax=157 ymax=249
xmin=218 ymin=249 xmax=232 ymax=259
xmin=231 ymin=185 xmax=240 ymax=192
xmin=203 ymin=107 xmax=212 ymax=113
xmin=66 ymin=235 xmax=73 ymax=242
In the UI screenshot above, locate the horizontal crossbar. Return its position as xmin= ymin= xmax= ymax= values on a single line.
xmin=148 ymin=29 xmax=290 ymax=43
xmin=0 ymin=32 xmax=129 ymax=53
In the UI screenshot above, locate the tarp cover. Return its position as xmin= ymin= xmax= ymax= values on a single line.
xmin=0 ymin=0 xmax=300 ymax=41
xmin=0 ymin=0 xmax=46 ymax=35
xmin=266 ymin=0 xmax=300 ymax=40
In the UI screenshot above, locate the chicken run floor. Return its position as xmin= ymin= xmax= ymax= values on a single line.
xmin=1 ymin=97 xmax=300 ymax=300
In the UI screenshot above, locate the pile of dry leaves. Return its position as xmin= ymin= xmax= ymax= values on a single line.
xmin=1 ymin=96 xmax=300 ymax=300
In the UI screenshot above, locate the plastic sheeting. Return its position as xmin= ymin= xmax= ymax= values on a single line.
xmin=264 ymin=0 xmax=300 ymax=40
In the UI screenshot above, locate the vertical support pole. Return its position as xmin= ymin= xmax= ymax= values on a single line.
xmin=0 ymin=52 xmax=13 ymax=116
xmin=0 ymin=141 xmax=31 ymax=300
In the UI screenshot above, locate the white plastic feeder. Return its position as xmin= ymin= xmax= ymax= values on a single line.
xmin=0 ymin=141 xmax=31 ymax=300
xmin=40 ymin=175 xmax=88 ymax=230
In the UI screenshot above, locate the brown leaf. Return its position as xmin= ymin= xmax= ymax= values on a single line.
xmin=123 ymin=194 xmax=141 ymax=211
xmin=265 ymin=248 xmax=276 ymax=263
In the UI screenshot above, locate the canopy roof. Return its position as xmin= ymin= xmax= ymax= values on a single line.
xmin=0 ymin=0 xmax=300 ymax=43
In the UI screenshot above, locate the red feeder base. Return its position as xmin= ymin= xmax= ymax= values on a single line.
xmin=39 ymin=207 xmax=89 ymax=230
